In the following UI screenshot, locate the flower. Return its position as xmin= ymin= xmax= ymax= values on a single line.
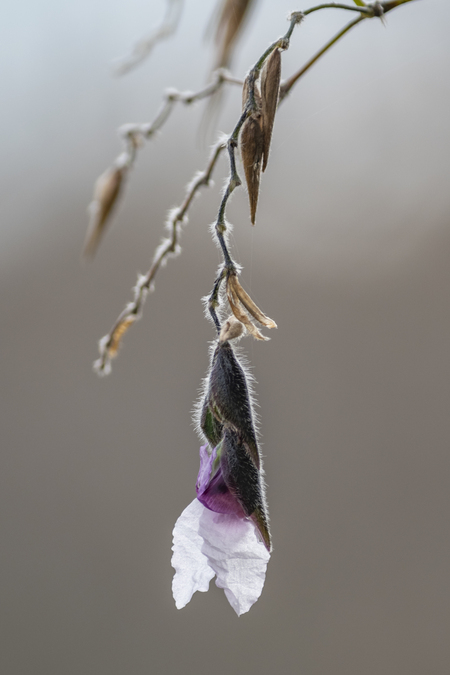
xmin=171 ymin=442 xmax=271 ymax=616
xmin=196 ymin=443 xmax=246 ymax=518
xmin=171 ymin=336 xmax=272 ymax=615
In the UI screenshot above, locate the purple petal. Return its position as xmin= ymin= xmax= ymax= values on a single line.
xmin=196 ymin=444 xmax=214 ymax=494
xmin=196 ymin=444 xmax=245 ymax=518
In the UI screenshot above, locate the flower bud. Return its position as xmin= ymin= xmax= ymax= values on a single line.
xmin=221 ymin=428 xmax=271 ymax=551
xmin=208 ymin=341 xmax=260 ymax=469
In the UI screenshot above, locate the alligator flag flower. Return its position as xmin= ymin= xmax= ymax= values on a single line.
xmin=171 ymin=320 xmax=271 ymax=615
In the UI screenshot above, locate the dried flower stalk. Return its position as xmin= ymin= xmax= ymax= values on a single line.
xmin=84 ymin=69 xmax=242 ymax=260
xmin=92 ymin=0 xmax=418 ymax=374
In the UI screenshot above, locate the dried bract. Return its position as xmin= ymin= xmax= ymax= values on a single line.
xmin=219 ymin=315 xmax=245 ymax=343
xmin=226 ymin=279 xmax=267 ymax=341
xmin=84 ymin=165 xmax=126 ymax=258
xmin=228 ymin=274 xmax=277 ymax=329
xmin=261 ymin=48 xmax=281 ymax=172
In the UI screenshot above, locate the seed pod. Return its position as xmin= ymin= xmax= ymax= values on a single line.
xmin=261 ymin=48 xmax=281 ymax=172
xmin=240 ymin=113 xmax=263 ymax=225
xmin=84 ymin=165 xmax=125 ymax=258
xmin=208 ymin=341 xmax=260 ymax=469
xmin=106 ymin=316 xmax=136 ymax=358
xmin=221 ymin=427 xmax=272 ymax=551
xmin=228 ymin=274 xmax=277 ymax=329
xmin=213 ymin=0 xmax=254 ymax=69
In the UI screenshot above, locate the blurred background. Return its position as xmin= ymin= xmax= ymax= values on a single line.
xmin=1 ymin=0 xmax=450 ymax=673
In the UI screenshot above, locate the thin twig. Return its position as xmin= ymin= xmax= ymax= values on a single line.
xmin=84 ymin=69 xmax=242 ymax=258
xmin=118 ymin=69 xmax=243 ymax=175
xmin=280 ymin=15 xmax=365 ymax=99
xmin=281 ymin=0 xmax=417 ymax=99
xmin=94 ymin=140 xmax=225 ymax=375
xmin=206 ymin=11 xmax=304 ymax=332
xmin=114 ymin=0 xmax=184 ymax=75
xmin=93 ymin=0 xmax=419 ymax=373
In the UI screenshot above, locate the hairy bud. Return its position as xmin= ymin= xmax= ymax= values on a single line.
xmin=221 ymin=428 xmax=271 ymax=551
xmin=208 ymin=340 xmax=260 ymax=469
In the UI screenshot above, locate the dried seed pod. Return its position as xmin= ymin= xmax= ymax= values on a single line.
xmin=226 ymin=279 xmax=267 ymax=341
xmin=213 ymin=0 xmax=254 ymax=69
xmin=106 ymin=316 xmax=136 ymax=358
xmin=228 ymin=274 xmax=277 ymax=329
xmin=240 ymin=113 xmax=263 ymax=225
xmin=84 ymin=165 xmax=126 ymax=258
xmin=261 ymin=48 xmax=281 ymax=172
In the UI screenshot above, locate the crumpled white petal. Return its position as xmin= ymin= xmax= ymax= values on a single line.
xmin=171 ymin=499 xmax=270 ymax=616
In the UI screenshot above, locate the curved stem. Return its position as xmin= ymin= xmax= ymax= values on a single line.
xmin=280 ymin=15 xmax=365 ymax=100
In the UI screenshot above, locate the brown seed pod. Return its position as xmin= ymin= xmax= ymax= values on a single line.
xmin=84 ymin=165 xmax=125 ymax=258
xmin=213 ymin=0 xmax=254 ymax=70
xmin=240 ymin=113 xmax=263 ymax=225
xmin=107 ymin=316 xmax=136 ymax=358
xmin=261 ymin=47 xmax=281 ymax=172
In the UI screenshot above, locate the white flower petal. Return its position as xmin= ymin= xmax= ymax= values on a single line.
xmin=171 ymin=499 xmax=270 ymax=616
xmin=171 ymin=499 xmax=215 ymax=609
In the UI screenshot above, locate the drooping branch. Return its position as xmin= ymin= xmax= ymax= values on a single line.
xmin=114 ymin=0 xmax=184 ymax=76
xmin=92 ymin=0 xmax=419 ymax=375
xmin=84 ymin=69 xmax=243 ymax=259
xmin=94 ymin=140 xmax=225 ymax=375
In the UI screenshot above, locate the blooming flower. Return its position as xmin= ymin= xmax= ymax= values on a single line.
xmin=172 ymin=444 xmax=271 ymax=616
xmin=171 ymin=328 xmax=272 ymax=615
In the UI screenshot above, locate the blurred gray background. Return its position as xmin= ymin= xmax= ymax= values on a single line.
xmin=1 ymin=1 xmax=450 ymax=673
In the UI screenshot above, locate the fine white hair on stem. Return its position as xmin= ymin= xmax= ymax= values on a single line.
xmin=91 ymin=0 xmax=419 ymax=373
